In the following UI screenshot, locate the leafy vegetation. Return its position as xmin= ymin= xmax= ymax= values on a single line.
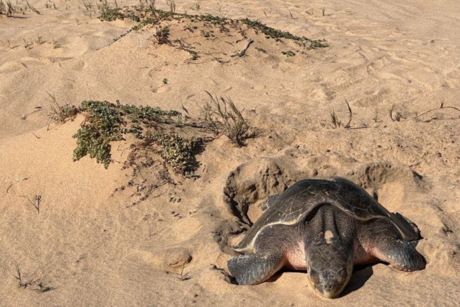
xmin=69 ymin=100 xmax=201 ymax=174
xmin=72 ymin=101 xmax=126 ymax=168
xmin=155 ymin=26 xmax=170 ymax=44
xmin=241 ymin=18 xmax=327 ymax=48
xmin=145 ymin=132 xmax=201 ymax=174
xmin=185 ymin=49 xmax=198 ymax=60
xmin=241 ymin=18 xmax=301 ymax=41
xmin=98 ymin=1 xmax=125 ymax=21
xmin=132 ymin=17 xmax=156 ymax=30
xmin=282 ymin=50 xmax=296 ymax=57
xmin=97 ymin=7 xmax=328 ymax=52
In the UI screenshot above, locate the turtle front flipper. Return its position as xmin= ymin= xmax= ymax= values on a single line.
xmin=227 ymin=252 xmax=285 ymax=285
xmin=386 ymin=240 xmax=426 ymax=271
xmin=359 ymin=219 xmax=426 ymax=271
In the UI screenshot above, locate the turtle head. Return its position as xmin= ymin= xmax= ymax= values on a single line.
xmin=306 ymin=244 xmax=354 ymax=299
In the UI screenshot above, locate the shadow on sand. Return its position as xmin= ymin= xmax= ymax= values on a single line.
xmin=265 ymin=264 xmax=375 ymax=298
xmin=340 ymin=265 xmax=374 ymax=297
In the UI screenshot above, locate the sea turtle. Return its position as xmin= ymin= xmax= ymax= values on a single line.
xmin=227 ymin=177 xmax=426 ymax=298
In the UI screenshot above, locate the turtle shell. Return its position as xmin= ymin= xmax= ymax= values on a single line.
xmin=234 ymin=177 xmax=419 ymax=253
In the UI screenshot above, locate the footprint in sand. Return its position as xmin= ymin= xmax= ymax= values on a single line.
xmin=0 ymin=61 xmax=27 ymax=73
xmin=151 ymin=85 xmax=171 ymax=93
xmin=64 ymin=59 xmax=87 ymax=71
xmin=251 ymin=84 xmax=266 ymax=91
xmin=132 ymin=248 xmax=193 ymax=273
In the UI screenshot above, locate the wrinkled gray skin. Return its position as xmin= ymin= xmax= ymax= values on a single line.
xmin=227 ymin=178 xmax=426 ymax=299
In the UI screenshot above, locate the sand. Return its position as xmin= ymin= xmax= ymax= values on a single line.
xmin=1 ymin=0 xmax=460 ymax=306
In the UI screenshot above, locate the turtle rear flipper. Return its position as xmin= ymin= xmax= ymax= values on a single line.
xmin=228 ymin=252 xmax=285 ymax=285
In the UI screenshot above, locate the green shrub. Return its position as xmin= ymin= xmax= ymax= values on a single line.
xmin=146 ymin=132 xmax=201 ymax=174
xmin=73 ymin=101 xmax=126 ymax=168
xmin=72 ymin=100 xmax=196 ymax=172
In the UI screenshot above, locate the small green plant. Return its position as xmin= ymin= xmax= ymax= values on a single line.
xmin=282 ymin=50 xmax=295 ymax=57
xmin=98 ymin=0 xmax=124 ymax=21
xmin=191 ymin=13 xmax=226 ymax=24
xmin=145 ymin=132 xmax=201 ymax=174
xmin=48 ymin=92 xmax=79 ymax=123
xmin=185 ymin=49 xmax=198 ymax=60
xmin=330 ymin=100 xmax=353 ymax=128
xmin=162 ymin=78 xmax=168 ymax=84
xmin=203 ymin=92 xmax=252 ymax=147
xmin=132 ymin=17 xmax=155 ymax=30
xmin=309 ymin=39 xmax=328 ymax=49
xmin=330 ymin=109 xmax=340 ymax=128
xmin=155 ymin=26 xmax=170 ymax=44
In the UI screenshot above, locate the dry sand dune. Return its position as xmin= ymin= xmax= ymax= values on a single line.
xmin=1 ymin=0 xmax=460 ymax=306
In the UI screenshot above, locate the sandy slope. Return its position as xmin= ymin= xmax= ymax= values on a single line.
xmin=1 ymin=0 xmax=460 ymax=306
